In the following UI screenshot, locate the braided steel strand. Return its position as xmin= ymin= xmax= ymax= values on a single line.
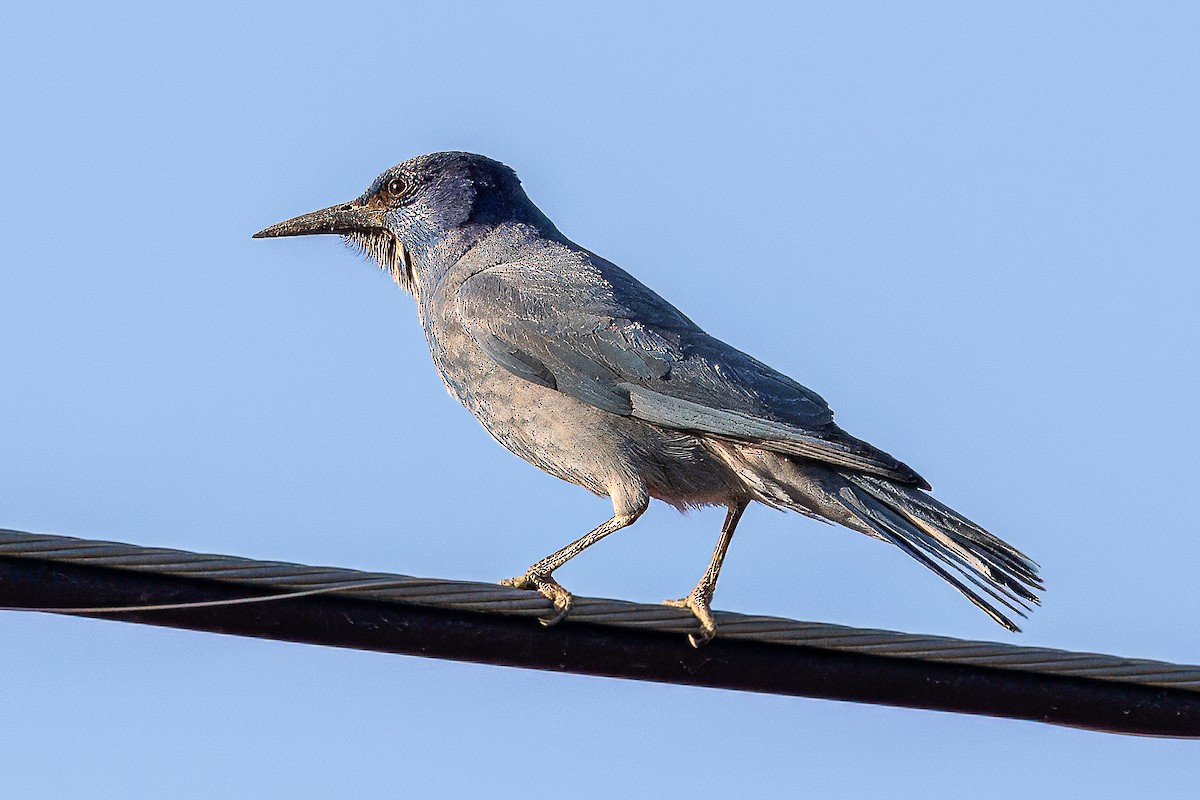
xmin=1 ymin=529 xmax=1196 ymax=690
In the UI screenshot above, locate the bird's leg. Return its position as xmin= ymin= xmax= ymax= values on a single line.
xmin=501 ymin=508 xmax=643 ymax=626
xmin=665 ymin=501 xmax=748 ymax=647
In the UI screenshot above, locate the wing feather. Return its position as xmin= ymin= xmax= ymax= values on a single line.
xmin=456 ymin=258 xmax=927 ymax=487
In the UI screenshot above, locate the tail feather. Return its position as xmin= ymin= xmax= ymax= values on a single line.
xmin=865 ymin=478 xmax=1042 ymax=583
xmin=706 ymin=441 xmax=1043 ymax=630
xmin=841 ymin=473 xmax=1042 ymax=631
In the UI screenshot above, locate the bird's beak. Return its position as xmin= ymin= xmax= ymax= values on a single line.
xmin=253 ymin=200 xmax=383 ymax=239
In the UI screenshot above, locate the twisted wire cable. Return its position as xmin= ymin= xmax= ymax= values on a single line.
xmin=1 ymin=528 xmax=1196 ymax=691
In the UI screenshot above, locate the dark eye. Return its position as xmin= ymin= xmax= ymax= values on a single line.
xmin=387 ymin=177 xmax=409 ymax=197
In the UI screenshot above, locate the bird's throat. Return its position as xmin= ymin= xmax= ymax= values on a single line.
xmin=343 ymin=230 xmax=416 ymax=295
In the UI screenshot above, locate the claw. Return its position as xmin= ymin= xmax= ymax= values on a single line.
xmin=664 ymin=593 xmax=717 ymax=647
xmin=498 ymin=574 xmax=533 ymax=590
xmin=500 ymin=571 xmax=573 ymax=626
xmin=537 ymin=601 xmax=570 ymax=627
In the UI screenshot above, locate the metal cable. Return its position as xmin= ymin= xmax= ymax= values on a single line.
xmin=2 ymin=527 xmax=1196 ymax=691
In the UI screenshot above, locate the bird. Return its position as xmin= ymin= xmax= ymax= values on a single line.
xmin=254 ymin=151 xmax=1042 ymax=645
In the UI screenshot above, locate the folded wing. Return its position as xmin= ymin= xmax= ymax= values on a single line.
xmin=457 ymin=258 xmax=928 ymax=488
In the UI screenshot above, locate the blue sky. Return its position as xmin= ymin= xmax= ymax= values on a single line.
xmin=2 ymin=2 xmax=1199 ymax=796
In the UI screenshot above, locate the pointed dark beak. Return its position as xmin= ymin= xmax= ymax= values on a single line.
xmin=253 ymin=200 xmax=383 ymax=239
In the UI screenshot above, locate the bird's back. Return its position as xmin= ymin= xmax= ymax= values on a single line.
xmin=439 ymin=223 xmax=927 ymax=488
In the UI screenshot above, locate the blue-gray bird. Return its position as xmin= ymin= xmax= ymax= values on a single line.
xmin=254 ymin=152 xmax=1041 ymax=643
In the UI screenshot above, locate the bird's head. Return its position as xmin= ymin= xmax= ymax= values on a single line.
xmin=254 ymin=152 xmax=550 ymax=294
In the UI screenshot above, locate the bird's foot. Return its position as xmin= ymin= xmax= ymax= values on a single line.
xmin=500 ymin=570 xmax=573 ymax=626
xmin=663 ymin=589 xmax=717 ymax=648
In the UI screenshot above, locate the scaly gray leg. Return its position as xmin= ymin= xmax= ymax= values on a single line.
xmin=664 ymin=501 xmax=748 ymax=647
xmin=501 ymin=509 xmax=643 ymax=625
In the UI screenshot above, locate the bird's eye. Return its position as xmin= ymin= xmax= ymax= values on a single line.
xmin=387 ymin=177 xmax=409 ymax=197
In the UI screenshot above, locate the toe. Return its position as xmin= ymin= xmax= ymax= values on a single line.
xmin=664 ymin=591 xmax=718 ymax=646
xmin=529 ymin=573 xmax=573 ymax=625
xmin=499 ymin=575 xmax=532 ymax=590
xmin=538 ymin=601 xmax=570 ymax=627
xmin=688 ymin=620 xmax=717 ymax=648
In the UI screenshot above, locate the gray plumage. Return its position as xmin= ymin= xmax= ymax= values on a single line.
xmin=255 ymin=151 xmax=1042 ymax=643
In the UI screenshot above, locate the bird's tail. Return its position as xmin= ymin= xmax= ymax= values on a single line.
xmin=709 ymin=443 xmax=1043 ymax=630
xmin=834 ymin=473 xmax=1042 ymax=630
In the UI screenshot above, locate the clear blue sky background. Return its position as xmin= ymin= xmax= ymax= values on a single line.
xmin=3 ymin=2 xmax=1198 ymax=796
